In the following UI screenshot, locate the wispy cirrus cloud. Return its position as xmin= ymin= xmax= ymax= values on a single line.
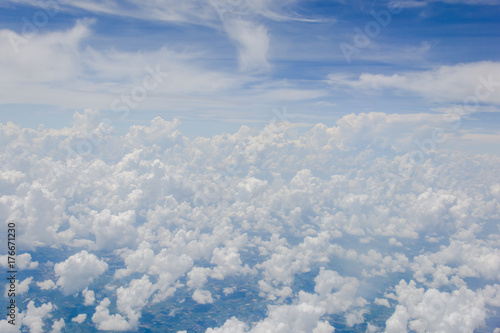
xmin=3 ymin=0 xmax=305 ymax=73
xmin=0 ymin=20 xmax=244 ymax=107
xmin=0 ymin=19 xmax=329 ymax=119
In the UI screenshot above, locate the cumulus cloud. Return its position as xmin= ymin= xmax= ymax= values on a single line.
xmin=0 ymin=253 xmax=38 ymax=269
xmin=17 ymin=277 xmax=32 ymax=295
xmin=250 ymin=302 xmax=329 ymax=333
xmin=210 ymin=246 xmax=254 ymax=279
xmin=209 ymin=268 xmax=363 ymax=332
xmin=385 ymin=280 xmax=500 ymax=332
xmin=0 ymin=319 xmax=21 ymax=333
xmin=223 ymin=287 xmax=235 ymax=295
xmin=92 ymin=298 xmax=132 ymax=331
xmin=36 ymin=280 xmax=57 ymax=291
xmin=206 ymin=316 xmax=249 ymax=333
xmin=5 ymin=277 xmax=32 ymax=297
xmin=83 ymin=288 xmax=96 ymax=306
xmin=54 ymin=251 xmax=108 ymax=295
xmin=126 ymin=117 xmax=183 ymax=148
xmin=72 ymin=314 xmax=87 ymax=324
xmin=20 ymin=301 xmax=53 ymax=333
xmin=50 ymin=319 xmax=65 ymax=333
xmin=410 ymin=236 xmax=500 ymax=287
xmin=192 ymin=289 xmax=215 ymax=304
xmin=89 ymin=209 xmax=138 ymax=251
xmin=374 ymin=298 xmax=391 ymax=307
xmin=187 ymin=267 xmax=211 ymax=289
xmin=116 ymin=275 xmax=157 ymax=328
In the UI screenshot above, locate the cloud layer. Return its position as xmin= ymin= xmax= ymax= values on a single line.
xmin=1 ymin=110 xmax=499 ymax=331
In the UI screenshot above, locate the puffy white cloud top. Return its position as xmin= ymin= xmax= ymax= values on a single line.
xmin=1 ymin=110 xmax=499 ymax=332
xmin=54 ymin=250 xmax=108 ymax=295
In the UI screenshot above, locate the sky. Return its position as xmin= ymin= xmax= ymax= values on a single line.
xmin=0 ymin=1 xmax=500 ymax=333
xmin=0 ymin=0 xmax=499 ymax=138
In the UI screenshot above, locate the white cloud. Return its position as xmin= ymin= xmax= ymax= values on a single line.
xmin=385 ymin=279 xmax=500 ymax=333
xmin=0 ymin=318 xmax=21 ymax=333
xmin=187 ymin=267 xmax=212 ymax=289
xmin=308 ymin=268 xmax=367 ymax=314
xmin=385 ymin=305 xmax=409 ymax=333
xmin=374 ymin=298 xmax=391 ymax=307
xmin=210 ymin=246 xmax=254 ymax=279
xmin=0 ymin=19 xmax=92 ymax=79
xmin=83 ymin=288 xmax=96 ymax=306
xmin=206 ymin=316 xmax=248 ymax=333
xmin=312 ymin=321 xmax=335 ymax=333
xmin=328 ymin=61 xmax=500 ymax=105
xmin=366 ymin=322 xmax=380 ymax=333
xmin=126 ymin=118 xmax=183 ymax=148
xmin=359 ymin=249 xmax=408 ymax=278
xmin=192 ymin=289 xmax=215 ymax=304
xmin=0 ymin=0 xmax=335 ymax=118
xmin=37 ymin=280 xmax=57 ymax=291
xmin=5 ymin=277 xmax=32 ymax=297
xmin=300 ymin=112 xmax=448 ymax=153
xmin=0 ymin=20 xmax=247 ymax=111
xmin=33 ymin=0 xmax=298 ymax=74
xmin=50 ymin=319 xmax=65 ymax=333
xmin=89 ymin=209 xmax=138 ymax=250
xmin=245 ymin=302 xmax=328 ymax=333
xmin=345 ymin=308 xmax=367 ymax=327
xmin=13 ymin=181 xmax=66 ymax=247
xmin=209 ymin=267 xmax=363 ymax=332
xmin=223 ymin=287 xmax=235 ymax=295
xmin=0 ymin=253 xmax=38 ymax=269
xmin=72 ymin=314 xmax=87 ymax=324
xmin=388 ymin=237 xmax=403 ymax=247
xmin=17 ymin=277 xmax=32 ymax=295
xmin=54 ymin=251 xmax=108 ymax=295
xmin=92 ymin=298 xmax=132 ymax=331
xmin=410 ymin=237 xmax=500 ymax=286
xmin=115 ymin=243 xmax=155 ymax=279
xmin=116 ymin=275 xmax=157 ymax=328
xmin=222 ymin=18 xmax=270 ymax=72
xmin=20 ymin=301 xmax=53 ymax=333
xmin=260 ymin=88 xmax=329 ymax=101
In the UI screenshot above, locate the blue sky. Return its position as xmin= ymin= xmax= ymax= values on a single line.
xmin=0 ymin=0 xmax=499 ymax=139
